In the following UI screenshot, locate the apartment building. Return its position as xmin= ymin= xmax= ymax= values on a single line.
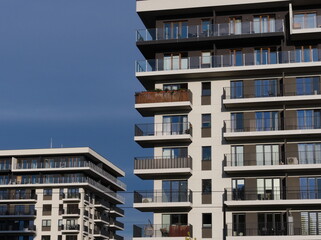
xmin=0 ymin=147 xmax=125 ymax=240
xmin=133 ymin=0 xmax=321 ymax=239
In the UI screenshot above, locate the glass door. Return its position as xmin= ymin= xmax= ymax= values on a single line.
xmin=230 ymin=17 xmax=242 ymax=34
xmin=231 ymin=146 xmax=244 ymax=166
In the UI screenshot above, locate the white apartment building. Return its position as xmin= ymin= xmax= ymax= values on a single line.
xmin=0 ymin=147 xmax=125 ymax=240
xmin=133 ymin=0 xmax=321 ymax=239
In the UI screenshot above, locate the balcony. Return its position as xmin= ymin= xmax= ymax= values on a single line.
xmin=134 ymin=190 xmax=192 ymax=212
xmin=134 ymin=156 xmax=192 ymax=179
xmin=223 ymin=117 xmax=321 ymax=140
xmin=135 ymin=51 xmax=321 ymax=87
xmin=14 ymin=160 xmax=126 ymax=191
xmin=0 ymin=208 xmax=36 ymax=218
xmin=61 ymin=224 xmax=80 ymax=233
xmin=94 ymin=199 xmax=110 ymax=210
xmin=136 ymin=20 xmax=284 ymax=43
xmin=62 ymin=208 xmax=80 ymax=218
xmin=134 ymin=122 xmax=192 ymax=148
xmin=223 ymin=83 xmax=321 ymax=109
xmin=133 ymin=224 xmax=192 ymax=239
xmin=224 ymin=150 xmax=321 ymax=175
xmin=110 ymin=220 xmax=125 ymax=230
xmin=94 ymin=213 xmax=109 ymax=224
xmin=94 ymin=228 xmax=109 ymax=238
xmin=110 ymin=206 xmax=124 ymax=217
xmin=62 ymin=192 xmax=81 ymax=202
xmin=135 ymin=90 xmax=192 ymax=117
xmin=0 ymin=225 xmax=36 ymax=235
xmin=0 ymin=193 xmax=37 ymax=203
xmin=224 ymin=188 xmax=321 ymax=208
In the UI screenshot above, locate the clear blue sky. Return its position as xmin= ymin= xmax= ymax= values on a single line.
xmin=0 ymin=0 xmax=152 ymax=239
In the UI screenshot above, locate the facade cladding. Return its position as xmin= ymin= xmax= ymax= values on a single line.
xmin=0 ymin=148 xmax=125 ymax=240
xmin=133 ymin=0 xmax=321 ymax=239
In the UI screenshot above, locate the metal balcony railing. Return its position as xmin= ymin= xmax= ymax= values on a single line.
xmin=0 ymin=207 xmax=36 ymax=216
xmin=225 ymin=150 xmax=321 ymax=167
xmin=61 ymin=224 xmax=80 ymax=231
xmin=135 ymin=89 xmax=192 ymax=104
xmin=135 ymin=122 xmax=192 ymax=136
xmin=0 ymin=193 xmax=37 ymax=201
xmin=0 ymin=225 xmax=36 ymax=232
xmin=134 ymin=156 xmax=192 ymax=170
xmin=134 ymin=190 xmax=193 ymax=204
xmin=136 ymin=19 xmax=284 ymax=42
xmin=133 ymin=224 xmax=192 ymax=238
xmin=136 ymin=50 xmax=321 ymax=73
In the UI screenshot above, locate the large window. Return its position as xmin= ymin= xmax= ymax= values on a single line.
xmin=162 ymin=180 xmax=187 ymax=202
xmin=297 ymin=110 xmax=321 ymax=130
xmin=202 ymin=213 xmax=212 ymax=228
xmin=229 ymin=17 xmax=242 ymax=35
xmin=231 ymin=113 xmax=244 ymax=132
xmin=232 ymin=179 xmax=245 ymax=200
xmin=295 ymin=46 xmax=318 ymax=63
xmin=253 ymin=15 xmax=276 ymax=33
xmin=230 ymin=50 xmax=243 ymax=66
xmin=231 ymin=146 xmax=244 ymax=166
xmin=164 ymin=53 xmax=188 ymax=70
xmin=255 ymin=111 xmax=279 ymax=131
xmin=296 ymin=77 xmax=320 ymax=95
xmin=258 ymin=213 xmax=285 ymax=235
xmin=202 ymin=146 xmax=211 ymax=161
xmin=293 ymin=12 xmax=317 ymax=29
xmin=202 ymin=114 xmax=211 ymax=128
xmin=162 ymin=147 xmax=188 ymax=158
xmin=257 ymin=178 xmax=281 ymax=200
xmin=301 ymin=212 xmax=321 ymax=235
xmin=255 ymin=79 xmax=278 ymax=97
xmin=163 ymin=83 xmax=187 ymax=91
xmin=163 ymin=115 xmax=188 ymax=135
xmin=233 ymin=214 xmax=245 ymax=236
xmin=202 ymin=82 xmax=211 ymax=96
xmin=255 ymin=48 xmax=277 ymax=65
xmin=298 ymin=143 xmax=321 ymax=164
xmin=256 ymin=145 xmax=279 ymax=165
xmin=230 ymin=81 xmax=243 ymax=99
xmin=202 ymin=179 xmax=212 ymax=194
xmin=300 ymin=177 xmax=321 ymax=199
xmin=201 ymin=19 xmax=212 ymax=36
xmin=164 ymin=21 xmax=188 ymax=39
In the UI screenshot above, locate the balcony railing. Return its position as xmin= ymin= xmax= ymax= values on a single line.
xmin=94 ymin=213 xmax=109 ymax=222
xmin=0 ymin=207 xmax=36 ymax=216
xmin=293 ymin=15 xmax=321 ymax=30
xmin=225 ymin=188 xmax=321 ymax=201
xmin=225 ymin=150 xmax=321 ymax=167
xmin=0 ymin=193 xmax=37 ymax=201
xmin=0 ymin=225 xmax=36 ymax=232
xmin=135 ymin=89 xmax=192 ymax=104
xmin=110 ymin=220 xmax=124 ymax=229
xmin=133 ymin=224 xmax=192 ymax=238
xmin=224 ymin=117 xmax=321 ymax=133
xmin=136 ymin=19 xmax=284 ymax=42
xmin=226 ymin=223 xmax=310 ymax=236
xmin=110 ymin=206 xmax=124 ymax=216
xmin=134 ymin=190 xmax=193 ymax=204
xmin=136 ymin=50 xmax=321 ymax=73
xmin=61 ymin=224 xmax=80 ymax=230
xmin=134 ymin=156 xmax=192 ymax=170
xmin=16 ymin=160 xmax=126 ymax=190
xmin=135 ymin=122 xmax=192 ymax=136
xmin=94 ymin=228 xmax=109 ymax=236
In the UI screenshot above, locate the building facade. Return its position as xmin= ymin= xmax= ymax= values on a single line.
xmin=134 ymin=0 xmax=321 ymax=239
xmin=0 ymin=147 xmax=125 ymax=240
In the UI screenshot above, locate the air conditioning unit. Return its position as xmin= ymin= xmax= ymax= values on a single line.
xmin=142 ymin=198 xmax=152 ymax=203
xmin=287 ymin=157 xmax=298 ymax=165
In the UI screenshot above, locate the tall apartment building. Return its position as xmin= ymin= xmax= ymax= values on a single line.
xmin=0 ymin=147 xmax=125 ymax=240
xmin=133 ymin=0 xmax=321 ymax=239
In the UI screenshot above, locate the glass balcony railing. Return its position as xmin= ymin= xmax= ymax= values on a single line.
xmin=134 ymin=156 xmax=192 ymax=170
xmin=15 ymin=160 xmax=126 ymax=190
xmin=224 ymin=117 xmax=321 ymax=133
xmin=225 ymin=150 xmax=321 ymax=167
xmin=136 ymin=19 xmax=284 ymax=42
xmin=134 ymin=190 xmax=193 ymax=204
xmin=136 ymin=50 xmax=321 ymax=73
xmin=293 ymin=15 xmax=321 ymax=30
xmin=135 ymin=89 xmax=192 ymax=104
xmin=0 ymin=193 xmax=37 ymax=200
xmin=133 ymin=224 xmax=192 ymax=238
xmin=135 ymin=122 xmax=192 ymax=136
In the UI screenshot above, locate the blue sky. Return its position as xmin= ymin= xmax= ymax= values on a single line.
xmin=0 ymin=0 xmax=151 ymax=239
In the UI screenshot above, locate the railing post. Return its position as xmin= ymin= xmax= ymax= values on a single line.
xmin=145 ymin=60 xmax=148 ymax=72
xmin=243 ymin=53 xmax=245 ymax=66
xmin=288 ymin=51 xmax=290 ymax=63
xmin=187 ymin=25 xmax=189 ymax=39
xmin=155 ymin=28 xmax=158 ymax=41
xmin=197 ymin=25 xmax=199 ymax=38
xmin=145 ymin=29 xmax=147 ymax=42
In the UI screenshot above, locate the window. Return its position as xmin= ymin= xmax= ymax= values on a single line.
xmin=293 ymin=12 xmax=317 ymax=29
xmin=230 ymin=50 xmax=243 ymax=66
xmin=233 ymin=214 xmax=245 ymax=236
xmin=202 ymin=114 xmax=211 ymax=128
xmin=296 ymin=77 xmax=320 ymax=95
xmin=201 ymin=19 xmax=212 ymax=36
xmin=202 ymin=179 xmax=212 ymax=194
xmin=300 ymin=177 xmax=321 ymax=199
xmin=68 ymin=188 xmax=79 ymax=198
xmin=231 ymin=146 xmax=244 ymax=166
xmin=297 ymin=110 xmax=321 ymax=129
xmin=41 ymin=236 xmax=50 ymax=240
xmin=162 ymin=180 xmax=188 ymax=202
xmin=66 ymin=236 xmax=77 ymax=240
xmin=201 ymin=52 xmax=211 ymax=66
xmin=255 ymin=79 xmax=278 ymax=97
xmin=229 ymin=17 xmax=242 ymax=34
xmin=232 ymin=179 xmax=244 ymax=200
xmin=202 ymin=213 xmax=212 ymax=228
xmin=42 ymin=220 xmax=51 ymax=227
xmin=298 ymin=143 xmax=321 ymax=164
xmin=301 ymin=212 xmax=321 ymax=235
xmin=163 ymin=83 xmax=187 ymax=91
xmin=43 ymin=204 xmax=52 ymax=215
xmin=257 ymin=178 xmax=281 ymax=200
xmin=162 ymin=147 xmax=188 ymax=158
xmin=164 ymin=21 xmax=188 ymax=39
xmin=230 ymin=81 xmax=243 ymax=99
xmin=163 ymin=115 xmax=188 ymax=135
xmin=255 ymin=111 xmax=279 ymax=131
xmin=255 ymin=48 xmax=277 ymax=65
xmin=231 ymin=113 xmax=244 ymax=132
xmin=164 ymin=53 xmax=188 ymax=70
xmin=202 ymin=82 xmax=211 ymax=96
xmin=258 ymin=213 xmax=284 ymax=235
xmin=43 ymin=189 xmax=52 ymax=196
xmin=295 ymin=46 xmax=318 ymax=63
xmin=256 ymin=145 xmax=279 ymax=165
xmin=253 ymin=15 xmax=276 ymax=33
xmin=58 ymin=219 xmax=62 ymax=227
xmin=202 ymin=147 xmax=211 ymax=161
